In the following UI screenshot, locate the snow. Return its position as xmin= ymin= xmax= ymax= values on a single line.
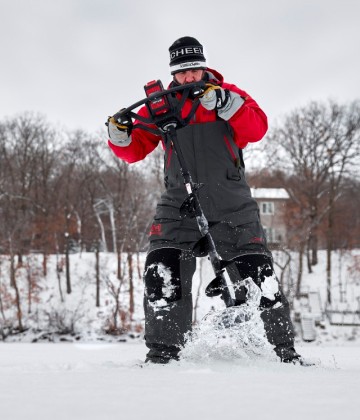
xmin=1 ymin=250 xmax=360 ymax=419
xmin=1 ymin=249 xmax=359 ymax=342
xmin=145 ymin=262 xmax=177 ymax=310
xmin=260 ymin=272 xmax=279 ymax=301
xmin=1 ymin=341 xmax=359 ymax=420
xmin=251 ymin=187 xmax=290 ymax=199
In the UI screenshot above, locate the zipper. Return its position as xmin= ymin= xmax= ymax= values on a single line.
xmin=223 ymin=135 xmax=241 ymax=168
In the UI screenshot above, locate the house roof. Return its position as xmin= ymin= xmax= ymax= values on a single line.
xmin=250 ymin=188 xmax=289 ymax=199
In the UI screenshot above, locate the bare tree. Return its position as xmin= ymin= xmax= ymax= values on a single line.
xmin=266 ymin=100 xmax=360 ymax=301
xmin=0 ymin=112 xmax=164 ymax=335
xmin=95 ymin=243 xmax=100 ymax=307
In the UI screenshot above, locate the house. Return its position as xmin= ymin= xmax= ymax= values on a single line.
xmin=250 ymin=188 xmax=289 ymax=246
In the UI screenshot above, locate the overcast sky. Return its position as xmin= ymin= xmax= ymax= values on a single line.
xmin=1 ymin=0 xmax=359 ymax=134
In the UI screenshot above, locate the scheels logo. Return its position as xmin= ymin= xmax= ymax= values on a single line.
xmin=170 ymin=46 xmax=203 ymax=59
xmin=179 ymin=61 xmax=203 ymax=69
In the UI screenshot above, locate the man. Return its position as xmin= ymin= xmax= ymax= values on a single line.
xmin=107 ymin=36 xmax=302 ymax=365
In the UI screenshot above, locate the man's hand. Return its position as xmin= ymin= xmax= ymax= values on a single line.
xmin=199 ymin=84 xmax=230 ymax=110
xmin=106 ymin=111 xmax=133 ymax=147
xmin=199 ymin=83 xmax=245 ymax=121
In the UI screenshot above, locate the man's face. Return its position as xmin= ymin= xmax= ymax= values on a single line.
xmin=174 ymin=69 xmax=205 ymax=85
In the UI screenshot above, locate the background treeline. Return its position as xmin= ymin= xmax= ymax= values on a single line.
xmin=0 ymin=112 xmax=164 ymax=257
xmin=0 ymin=99 xmax=359 ymax=337
xmin=1 ymin=101 xmax=360 ymax=259
xmin=1 ymin=99 xmax=359 ymax=299
xmin=248 ymin=99 xmax=360 ymax=304
xmin=256 ymin=99 xmax=360 ymax=255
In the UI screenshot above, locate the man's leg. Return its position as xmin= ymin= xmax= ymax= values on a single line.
xmin=143 ymin=248 xmax=196 ymax=363
xmin=231 ymin=254 xmax=301 ymax=362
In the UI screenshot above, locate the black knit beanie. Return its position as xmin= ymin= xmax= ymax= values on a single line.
xmin=169 ymin=36 xmax=207 ymax=75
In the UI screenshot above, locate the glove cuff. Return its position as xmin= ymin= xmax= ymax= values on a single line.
xmin=109 ymin=134 xmax=132 ymax=147
xmin=215 ymin=89 xmax=231 ymax=110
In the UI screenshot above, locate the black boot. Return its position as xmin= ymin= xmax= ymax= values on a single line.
xmin=145 ymin=344 xmax=180 ymax=365
xmin=145 ymin=355 xmax=180 ymax=364
xmin=275 ymin=344 xmax=301 ymax=363
xmin=274 ymin=344 xmax=315 ymax=366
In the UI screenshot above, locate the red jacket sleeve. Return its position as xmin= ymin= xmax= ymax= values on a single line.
xmin=222 ymin=83 xmax=268 ymax=149
xmin=108 ymin=106 xmax=162 ymax=163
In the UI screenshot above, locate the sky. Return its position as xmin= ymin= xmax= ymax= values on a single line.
xmin=1 ymin=0 xmax=359 ymax=134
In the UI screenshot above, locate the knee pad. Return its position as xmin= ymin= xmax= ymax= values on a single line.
xmin=144 ymin=248 xmax=182 ymax=305
xmin=233 ymin=254 xmax=283 ymax=309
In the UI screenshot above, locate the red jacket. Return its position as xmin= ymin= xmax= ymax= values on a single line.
xmin=108 ymin=68 xmax=268 ymax=163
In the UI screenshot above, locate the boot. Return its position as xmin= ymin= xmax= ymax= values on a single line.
xmin=275 ymin=344 xmax=302 ymax=363
xmin=274 ymin=344 xmax=315 ymax=366
xmin=145 ymin=344 xmax=180 ymax=365
xmin=145 ymin=354 xmax=180 ymax=364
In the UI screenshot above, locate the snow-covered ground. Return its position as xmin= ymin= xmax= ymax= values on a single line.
xmin=1 ymin=341 xmax=359 ymax=420
xmin=1 ymin=250 xmax=360 ymax=419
